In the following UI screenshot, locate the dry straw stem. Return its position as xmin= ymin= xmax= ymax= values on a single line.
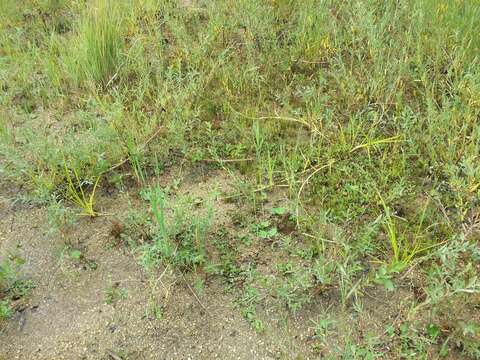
xmin=350 ymin=135 xmax=404 ymax=153
xmin=296 ymin=159 xmax=336 ymax=228
xmin=230 ymin=108 xmax=322 ymax=136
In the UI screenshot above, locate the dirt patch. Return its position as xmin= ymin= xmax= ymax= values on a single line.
xmin=0 ymin=173 xmax=285 ymax=360
xmin=0 ymin=168 xmax=431 ymax=360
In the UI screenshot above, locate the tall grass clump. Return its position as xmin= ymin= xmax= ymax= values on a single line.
xmin=68 ymin=1 xmax=124 ymax=86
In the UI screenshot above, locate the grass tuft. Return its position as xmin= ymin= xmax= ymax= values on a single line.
xmin=68 ymin=0 xmax=123 ymax=86
xmin=63 ymin=160 xmax=101 ymax=217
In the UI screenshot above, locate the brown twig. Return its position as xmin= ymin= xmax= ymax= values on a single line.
xmin=181 ymin=272 xmax=208 ymax=313
xmin=107 ymin=350 xmax=123 ymax=360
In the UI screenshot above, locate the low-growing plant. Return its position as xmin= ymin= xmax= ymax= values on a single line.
xmin=253 ymin=220 xmax=278 ymax=240
xmin=236 ymin=270 xmax=265 ymax=333
xmin=104 ymin=283 xmax=128 ymax=305
xmin=275 ymin=266 xmax=314 ymax=313
xmin=410 ymin=237 xmax=480 ymax=357
xmin=374 ymin=264 xmax=403 ymax=291
xmin=337 ymin=248 xmax=365 ymax=307
xmin=63 ymin=161 xmax=101 ymax=217
xmin=46 ymin=197 xmax=77 ymax=234
xmin=0 ymin=258 xmax=34 ymax=321
xmin=0 ymin=300 xmax=12 ymax=320
xmin=312 ymin=257 xmax=335 ymax=288
xmin=311 ymin=313 xmax=336 ymax=340
xmin=378 ymin=193 xmax=433 ymax=267
xmin=141 ymin=186 xmax=215 ymax=271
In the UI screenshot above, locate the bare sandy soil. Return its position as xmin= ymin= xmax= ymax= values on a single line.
xmin=0 ymin=171 xmax=292 ymax=360
xmin=0 ymin=169 xmax=446 ymax=360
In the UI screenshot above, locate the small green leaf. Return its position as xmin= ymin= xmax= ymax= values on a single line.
xmin=374 ymin=266 xmax=395 ymax=291
xmin=12 ymin=256 xmax=26 ymax=266
xmin=426 ymin=323 xmax=440 ymax=340
xmin=385 ymin=324 xmax=395 ymax=337
xmin=259 ymin=221 xmax=271 ymax=229
xmin=70 ymin=249 xmax=82 ymax=260
xmin=258 ymin=230 xmax=268 ymax=238
xmin=258 ymin=227 xmax=278 ymax=239
xmin=383 ymin=278 xmax=395 ymax=291
xmin=270 ymin=207 xmax=288 ymax=215
xmin=267 ymin=227 xmax=278 ymax=237
xmin=86 ymin=260 xmax=97 ymax=270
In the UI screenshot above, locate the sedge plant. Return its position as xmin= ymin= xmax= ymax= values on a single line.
xmin=63 ymin=161 xmax=101 ymax=217
xmin=377 ymin=192 xmax=434 ymax=267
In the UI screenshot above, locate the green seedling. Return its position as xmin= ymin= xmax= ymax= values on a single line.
xmin=70 ymin=249 xmax=82 ymax=260
xmin=63 ymin=161 xmax=100 ymax=217
xmin=254 ymin=220 xmax=278 ymax=239
xmin=377 ymin=192 xmax=434 ymax=267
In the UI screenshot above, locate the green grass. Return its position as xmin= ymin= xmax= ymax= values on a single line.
xmin=63 ymin=160 xmax=101 ymax=216
xmin=1 ymin=0 xmax=480 ymax=357
xmin=66 ymin=0 xmax=124 ymax=86
xmin=141 ymin=186 xmax=215 ymax=271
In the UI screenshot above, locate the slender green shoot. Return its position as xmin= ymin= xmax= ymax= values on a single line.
xmin=63 ymin=161 xmax=101 ymax=217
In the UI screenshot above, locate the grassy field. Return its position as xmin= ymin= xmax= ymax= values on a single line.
xmin=1 ymin=0 xmax=480 ymax=358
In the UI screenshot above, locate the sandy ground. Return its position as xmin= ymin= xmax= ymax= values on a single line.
xmin=0 ymin=172 xmax=295 ymax=360
xmin=0 ymin=168 xmax=451 ymax=360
